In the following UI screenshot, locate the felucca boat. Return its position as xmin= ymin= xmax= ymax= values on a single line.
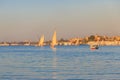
xmin=38 ymin=35 xmax=44 ymax=47
xmin=51 ymin=31 xmax=57 ymax=48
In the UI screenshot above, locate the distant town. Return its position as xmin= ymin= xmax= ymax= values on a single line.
xmin=0 ymin=35 xmax=120 ymax=46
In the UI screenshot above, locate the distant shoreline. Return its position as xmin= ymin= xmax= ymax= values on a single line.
xmin=0 ymin=35 xmax=120 ymax=46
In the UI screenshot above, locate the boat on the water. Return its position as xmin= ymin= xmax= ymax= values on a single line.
xmin=51 ymin=31 xmax=57 ymax=48
xmin=37 ymin=35 xmax=44 ymax=47
xmin=90 ymin=44 xmax=99 ymax=49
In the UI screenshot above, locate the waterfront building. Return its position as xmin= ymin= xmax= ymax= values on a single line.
xmin=0 ymin=42 xmax=9 ymax=46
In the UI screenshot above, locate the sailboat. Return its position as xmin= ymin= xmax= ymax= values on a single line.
xmin=51 ymin=31 xmax=57 ymax=48
xmin=38 ymin=35 xmax=44 ymax=47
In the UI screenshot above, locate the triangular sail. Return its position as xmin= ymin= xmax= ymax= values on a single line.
xmin=38 ymin=35 xmax=44 ymax=46
xmin=51 ymin=31 xmax=57 ymax=48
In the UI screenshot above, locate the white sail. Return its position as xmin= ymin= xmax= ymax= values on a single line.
xmin=38 ymin=35 xmax=44 ymax=46
xmin=51 ymin=31 xmax=57 ymax=48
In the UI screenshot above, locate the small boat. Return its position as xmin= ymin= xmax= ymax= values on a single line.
xmin=90 ymin=44 xmax=99 ymax=49
xmin=51 ymin=31 xmax=57 ymax=49
xmin=37 ymin=35 xmax=44 ymax=47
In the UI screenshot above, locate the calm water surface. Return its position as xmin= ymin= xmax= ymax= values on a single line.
xmin=0 ymin=45 xmax=120 ymax=80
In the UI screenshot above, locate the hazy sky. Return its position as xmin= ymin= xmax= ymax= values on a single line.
xmin=0 ymin=0 xmax=120 ymax=41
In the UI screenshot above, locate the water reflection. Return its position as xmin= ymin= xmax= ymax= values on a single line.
xmin=52 ymin=50 xmax=57 ymax=79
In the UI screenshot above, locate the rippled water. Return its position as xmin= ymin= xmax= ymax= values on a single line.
xmin=0 ymin=45 xmax=120 ymax=80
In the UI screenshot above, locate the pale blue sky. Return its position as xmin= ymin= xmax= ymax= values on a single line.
xmin=0 ymin=0 xmax=120 ymax=41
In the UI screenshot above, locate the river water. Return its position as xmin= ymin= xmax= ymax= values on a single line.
xmin=0 ymin=45 xmax=120 ymax=80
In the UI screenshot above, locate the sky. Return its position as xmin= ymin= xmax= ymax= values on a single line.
xmin=0 ymin=0 xmax=120 ymax=41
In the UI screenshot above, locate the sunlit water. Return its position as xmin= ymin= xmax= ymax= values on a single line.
xmin=0 ymin=45 xmax=120 ymax=80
